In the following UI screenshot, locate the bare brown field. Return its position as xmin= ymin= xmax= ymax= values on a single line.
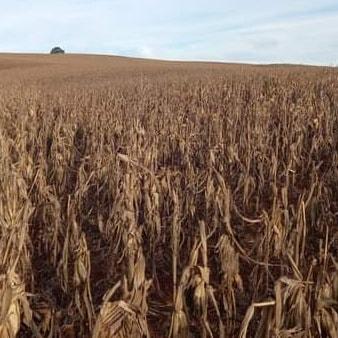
xmin=0 ymin=53 xmax=337 ymax=337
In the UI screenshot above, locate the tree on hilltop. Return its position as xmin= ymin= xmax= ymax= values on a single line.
xmin=50 ymin=46 xmax=65 ymax=54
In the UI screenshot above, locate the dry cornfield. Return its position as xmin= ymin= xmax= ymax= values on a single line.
xmin=0 ymin=54 xmax=337 ymax=337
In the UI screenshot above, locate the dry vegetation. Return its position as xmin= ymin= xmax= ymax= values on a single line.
xmin=0 ymin=54 xmax=337 ymax=337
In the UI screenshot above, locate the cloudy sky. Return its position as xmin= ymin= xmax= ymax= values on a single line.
xmin=1 ymin=0 xmax=338 ymax=64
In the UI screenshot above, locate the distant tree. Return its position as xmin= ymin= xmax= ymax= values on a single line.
xmin=50 ymin=46 xmax=65 ymax=54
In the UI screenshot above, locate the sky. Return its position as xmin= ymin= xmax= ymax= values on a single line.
xmin=1 ymin=0 xmax=338 ymax=65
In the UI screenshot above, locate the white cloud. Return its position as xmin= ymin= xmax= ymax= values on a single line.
xmin=139 ymin=46 xmax=153 ymax=58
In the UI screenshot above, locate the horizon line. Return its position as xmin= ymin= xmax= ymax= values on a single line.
xmin=0 ymin=51 xmax=337 ymax=68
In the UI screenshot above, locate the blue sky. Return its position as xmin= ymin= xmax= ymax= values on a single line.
xmin=1 ymin=0 xmax=338 ymax=64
